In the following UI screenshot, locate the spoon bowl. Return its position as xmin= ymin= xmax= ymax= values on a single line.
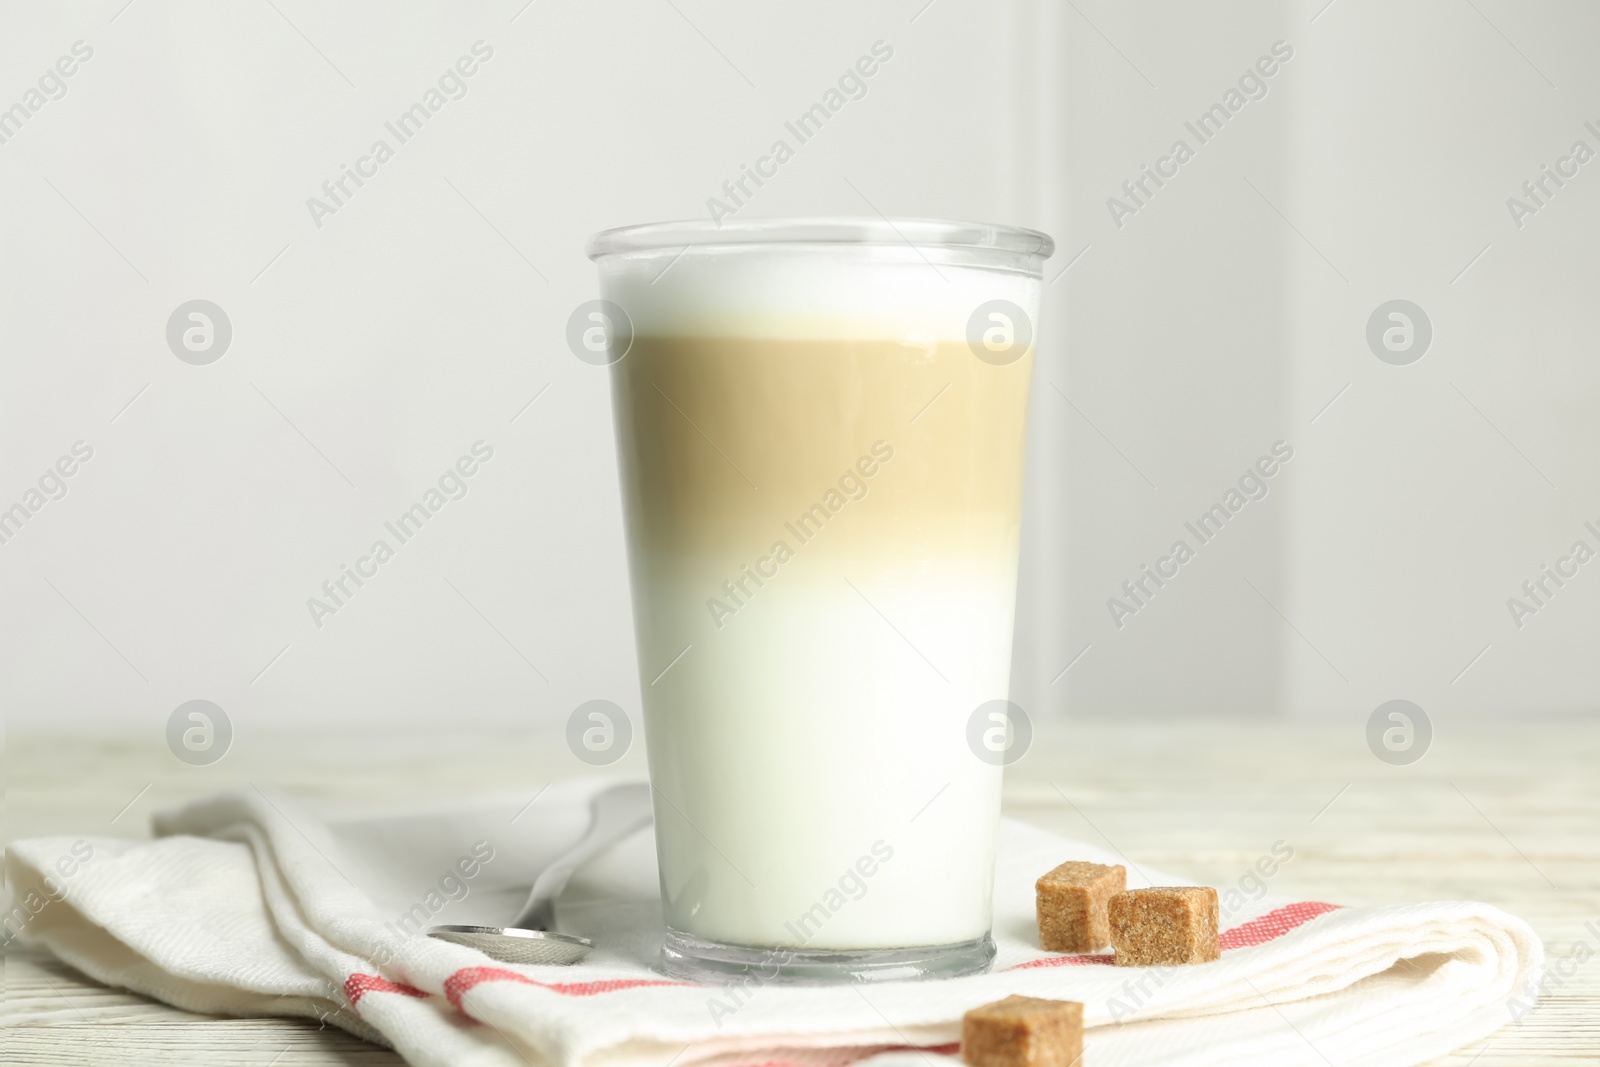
xmin=427 ymin=924 xmax=594 ymax=966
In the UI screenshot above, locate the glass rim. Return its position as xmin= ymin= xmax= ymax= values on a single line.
xmin=586 ymin=216 xmax=1055 ymax=261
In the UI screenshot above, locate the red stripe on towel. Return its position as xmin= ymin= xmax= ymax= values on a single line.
xmin=542 ymin=978 xmax=693 ymax=996
xmin=1008 ymin=901 xmax=1343 ymax=970
xmin=445 ymin=967 xmax=537 ymax=1009
xmin=443 ymin=966 xmax=689 ymax=1009
xmin=344 ymin=973 xmax=428 ymax=1004
xmin=1218 ymin=900 xmax=1342 ymax=950
xmin=1009 ymin=952 xmax=1116 ymax=969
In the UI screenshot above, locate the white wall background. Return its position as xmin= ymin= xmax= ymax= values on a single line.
xmin=1027 ymin=0 xmax=1600 ymax=729
xmin=2 ymin=0 xmax=1595 ymax=745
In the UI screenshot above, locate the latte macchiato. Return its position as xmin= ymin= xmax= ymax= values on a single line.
xmin=589 ymin=219 xmax=1053 ymax=981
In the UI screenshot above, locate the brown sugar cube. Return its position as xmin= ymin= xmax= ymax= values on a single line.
xmin=1107 ymin=886 xmax=1220 ymax=966
xmin=961 ymin=995 xmax=1084 ymax=1067
xmin=1036 ymin=860 xmax=1126 ymax=953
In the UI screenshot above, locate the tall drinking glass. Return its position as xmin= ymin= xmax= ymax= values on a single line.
xmin=587 ymin=218 xmax=1053 ymax=982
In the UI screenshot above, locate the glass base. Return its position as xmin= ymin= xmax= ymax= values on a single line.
xmin=660 ymin=928 xmax=996 ymax=984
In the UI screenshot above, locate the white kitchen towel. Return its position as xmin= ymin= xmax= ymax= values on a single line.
xmin=6 ymin=778 xmax=1542 ymax=1067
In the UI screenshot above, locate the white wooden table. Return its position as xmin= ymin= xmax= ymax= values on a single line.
xmin=5 ymin=716 xmax=1597 ymax=1064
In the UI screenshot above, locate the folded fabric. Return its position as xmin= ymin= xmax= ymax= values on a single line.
xmin=5 ymin=778 xmax=1541 ymax=1067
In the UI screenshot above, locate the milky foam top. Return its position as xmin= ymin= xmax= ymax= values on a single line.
xmin=596 ymin=245 xmax=1044 ymax=341
xmin=588 ymin=218 xmax=1052 ymax=341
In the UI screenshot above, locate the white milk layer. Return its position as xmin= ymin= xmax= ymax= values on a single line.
xmin=639 ymin=562 xmax=1014 ymax=949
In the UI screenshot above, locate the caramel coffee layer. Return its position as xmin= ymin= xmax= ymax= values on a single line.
xmin=611 ymin=337 xmax=1033 ymax=566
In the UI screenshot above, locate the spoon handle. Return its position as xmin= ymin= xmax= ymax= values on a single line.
xmin=512 ymin=782 xmax=654 ymax=931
